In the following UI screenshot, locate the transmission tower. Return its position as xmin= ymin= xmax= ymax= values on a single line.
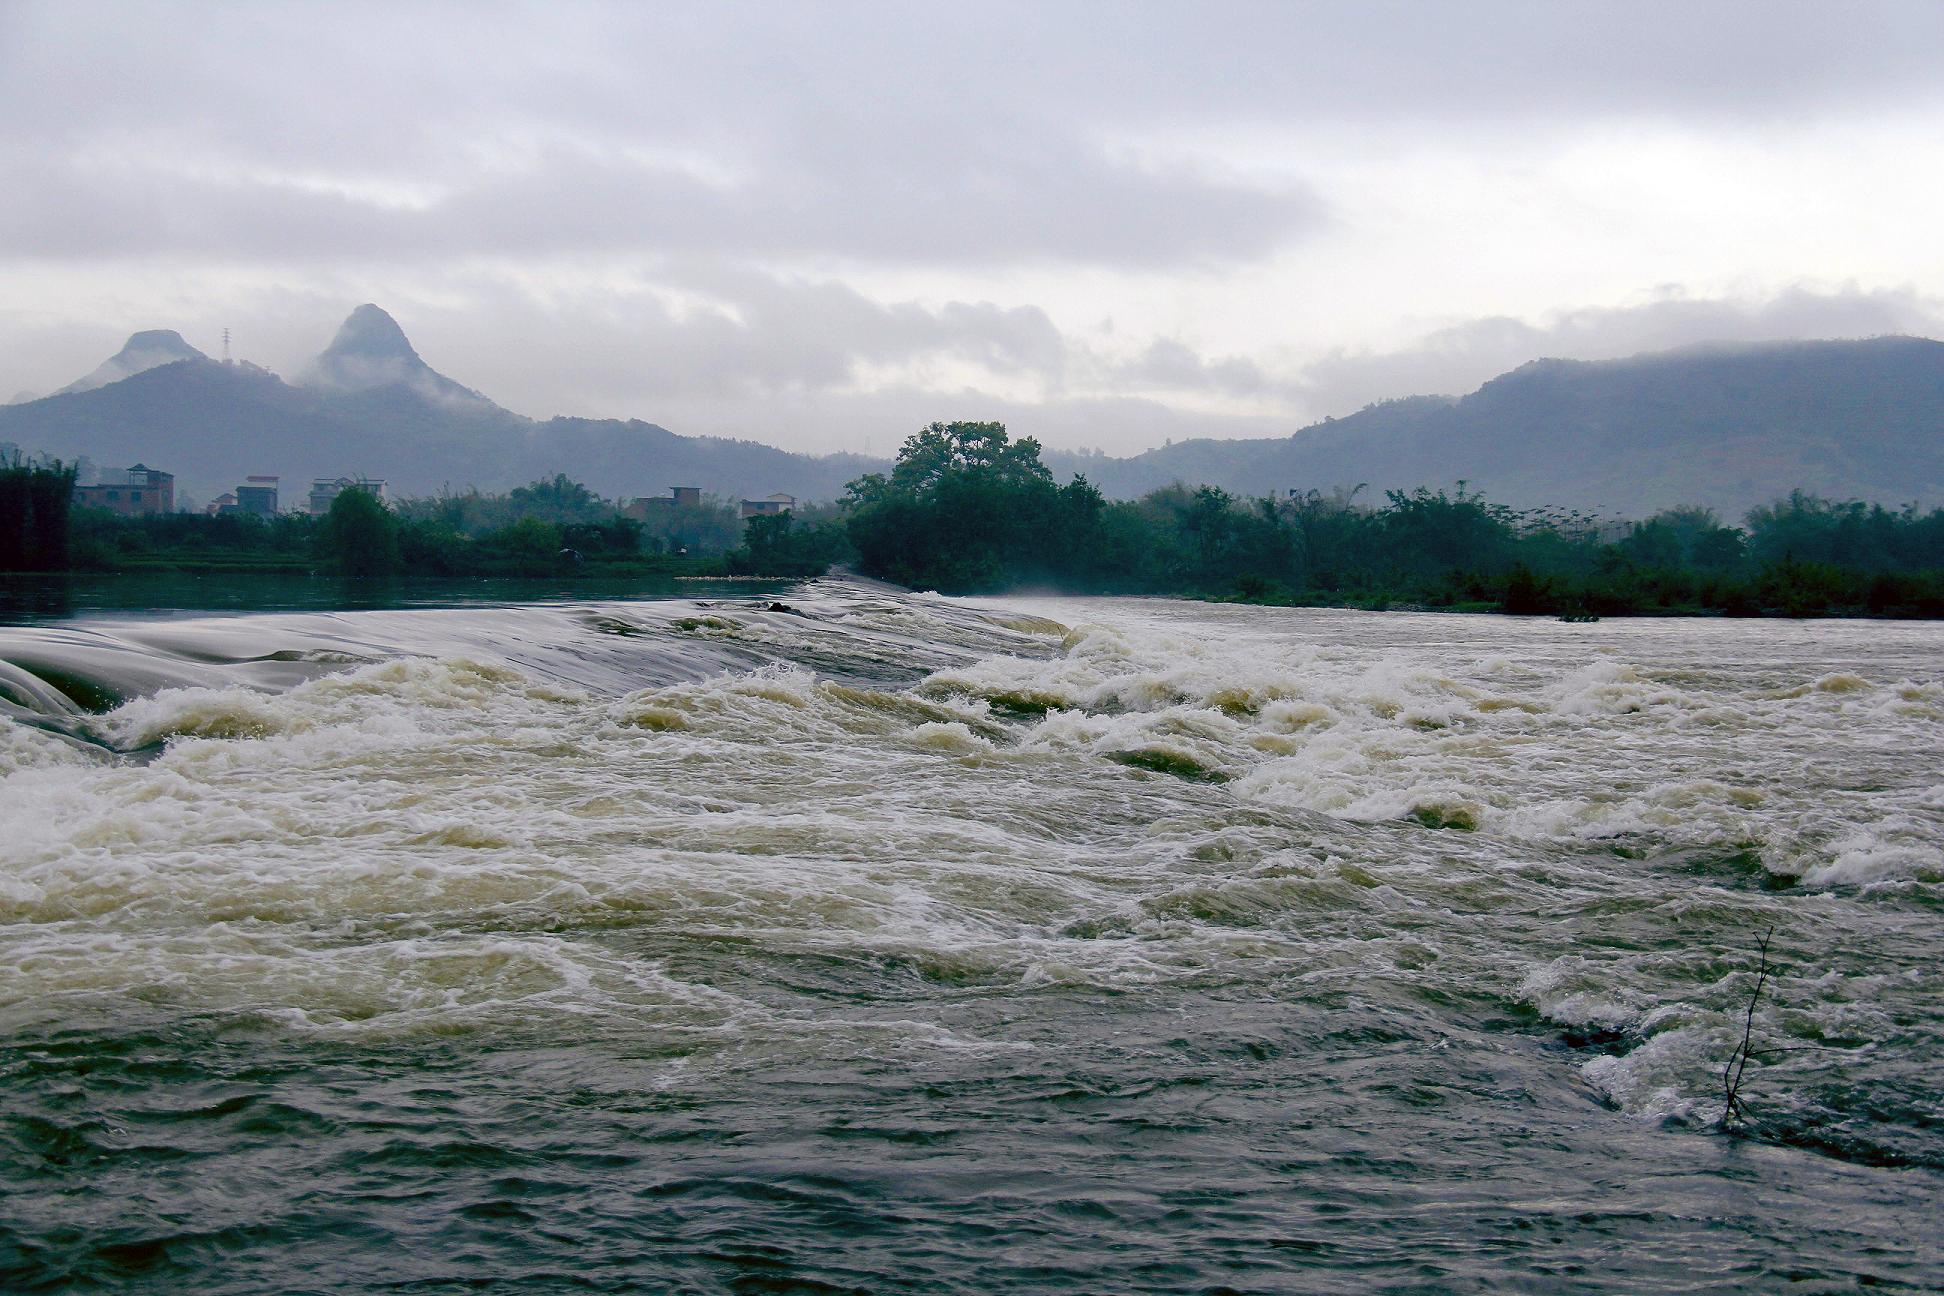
xmin=222 ymin=328 xmax=232 ymax=364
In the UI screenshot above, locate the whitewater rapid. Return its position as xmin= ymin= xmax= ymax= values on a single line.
xmin=1 ymin=583 xmax=1939 ymax=1292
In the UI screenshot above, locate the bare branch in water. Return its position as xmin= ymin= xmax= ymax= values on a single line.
xmin=1719 ymin=926 xmax=1776 ymax=1133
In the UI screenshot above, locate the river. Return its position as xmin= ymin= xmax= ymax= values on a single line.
xmin=2 ymin=582 xmax=1939 ymax=1293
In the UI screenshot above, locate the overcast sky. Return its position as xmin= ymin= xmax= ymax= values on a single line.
xmin=3 ymin=0 xmax=1942 ymax=453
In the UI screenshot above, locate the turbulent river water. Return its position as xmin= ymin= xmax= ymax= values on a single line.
xmin=1 ymin=582 xmax=1939 ymax=1293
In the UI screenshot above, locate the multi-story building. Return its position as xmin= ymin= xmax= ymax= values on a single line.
xmin=739 ymin=493 xmax=797 ymax=519
xmin=622 ymin=486 xmax=703 ymax=520
xmin=236 ymin=476 xmax=280 ymax=517
xmin=308 ymin=477 xmax=388 ymax=515
xmin=73 ymin=464 xmax=175 ymax=516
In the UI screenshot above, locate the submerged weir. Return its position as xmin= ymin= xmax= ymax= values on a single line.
xmin=1 ymin=582 xmax=1940 ymax=1292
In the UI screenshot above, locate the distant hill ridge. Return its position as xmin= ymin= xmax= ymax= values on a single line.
xmin=1046 ymin=335 xmax=1944 ymax=518
xmin=2 ymin=310 xmax=1938 ymax=518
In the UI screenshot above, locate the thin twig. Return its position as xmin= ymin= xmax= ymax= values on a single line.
xmin=1719 ymin=926 xmax=1775 ymax=1132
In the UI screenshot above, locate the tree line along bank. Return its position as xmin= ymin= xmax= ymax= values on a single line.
xmin=5 ymin=430 xmax=1943 ymax=618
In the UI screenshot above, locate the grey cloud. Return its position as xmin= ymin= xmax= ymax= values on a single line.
xmin=6 ymin=2 xmax=1944 ymax=450
xmin=12 ymin=1 xmax=1942 ymax=270
xmin=342 ymin=273 xmax=1078 ymax=415
xmin=12 ymin=3 xmax=1944 ymax=150
xmin=1115 ymin=338 xmax=1276 ymax=399
xmin=1299 ymin=286 xmax=1944 ymax=416
xmin=421 ymin=272 xmax=1270 ymax=418
xmin=507 ymin=280 xmax=1944 ymax=435
xmin=0 ymin=130 xmax=1314 ymax=270
xmin=640 ymin=384 xmax=1291 ymax=461
xmin=0 ymin=4 xmax=1323 ymax=269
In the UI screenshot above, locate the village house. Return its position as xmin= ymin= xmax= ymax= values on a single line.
xmin=621 ymin=485 xmax=702 ymax=520
xmin=308 ymin=476 xmax=388 ymax=515
xmin=209 ymin=475 xmax=281 ymax=517
xmin=73 ymin=464 xmax=175 ymax=516
xmin=738 ymin=492 xmax=796 ymax=519
xmin=236 ymin=475 xmax=280 ymax=517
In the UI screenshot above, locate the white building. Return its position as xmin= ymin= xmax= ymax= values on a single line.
xmin=308 ymin=476 xmax=389 ymax=515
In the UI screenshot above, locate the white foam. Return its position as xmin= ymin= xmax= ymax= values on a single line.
xmin=1 ymin=589 xmax=1937 ymax=1135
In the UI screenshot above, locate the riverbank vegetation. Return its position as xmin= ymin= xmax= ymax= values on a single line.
xmin=837 ymin=422 xmax=1944 ymax=618
xmin=48 ymin=471 xmax=856 ymax=581
xmin=57 ymin=475 xmax=764 ymax=579
xmin=8 ymin=430 xmax=1944 ymax=616
xmin=0 ymin=454 xmax=78 ymax=572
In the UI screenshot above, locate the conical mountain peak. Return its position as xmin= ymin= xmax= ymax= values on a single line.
xmin=57 ymin=328 xmax=208 ymax=395
xmin=320 ymin=304 xmax=421 ymax=364
xmin=301 ymin=304 xmax=498 ymax=410
xmin=118 ymin=329 xmax=201 ymax=360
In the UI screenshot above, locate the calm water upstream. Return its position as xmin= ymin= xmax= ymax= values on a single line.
xmin=1 ymin=582 xmax=1939 ymax=1293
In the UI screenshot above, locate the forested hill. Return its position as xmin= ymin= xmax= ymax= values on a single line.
xmin=1048 ymin=337 xmax=1944 ymax=518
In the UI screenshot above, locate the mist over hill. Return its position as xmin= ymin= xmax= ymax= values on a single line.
xmin=56 ymin=329 xmax=207 ymax=397
xmin=297 ymin=304 xmax=506 ymax=416
xmin=3 ymin=310 xmax=1939 ymax=519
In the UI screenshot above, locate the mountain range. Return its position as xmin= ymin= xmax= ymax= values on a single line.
xmin=1 ymin=306 xmax=879 ymax=508
xmin=3 ymin=306 xmax=1940 ymax=520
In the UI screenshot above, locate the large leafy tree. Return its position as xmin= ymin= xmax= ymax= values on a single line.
xmin=319 ymin=487 xmax=400 ymax=577
xmin=844 ymin=421 xmax=1103 ymax=592
xmin=887 ymin=421 xmax=1053 ymax=494
xmin=508 ymin=473 xmax=608 ymax=524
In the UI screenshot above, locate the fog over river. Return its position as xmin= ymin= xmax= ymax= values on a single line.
xmin=1 ymin=583 xmax=1939 ymax=1293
